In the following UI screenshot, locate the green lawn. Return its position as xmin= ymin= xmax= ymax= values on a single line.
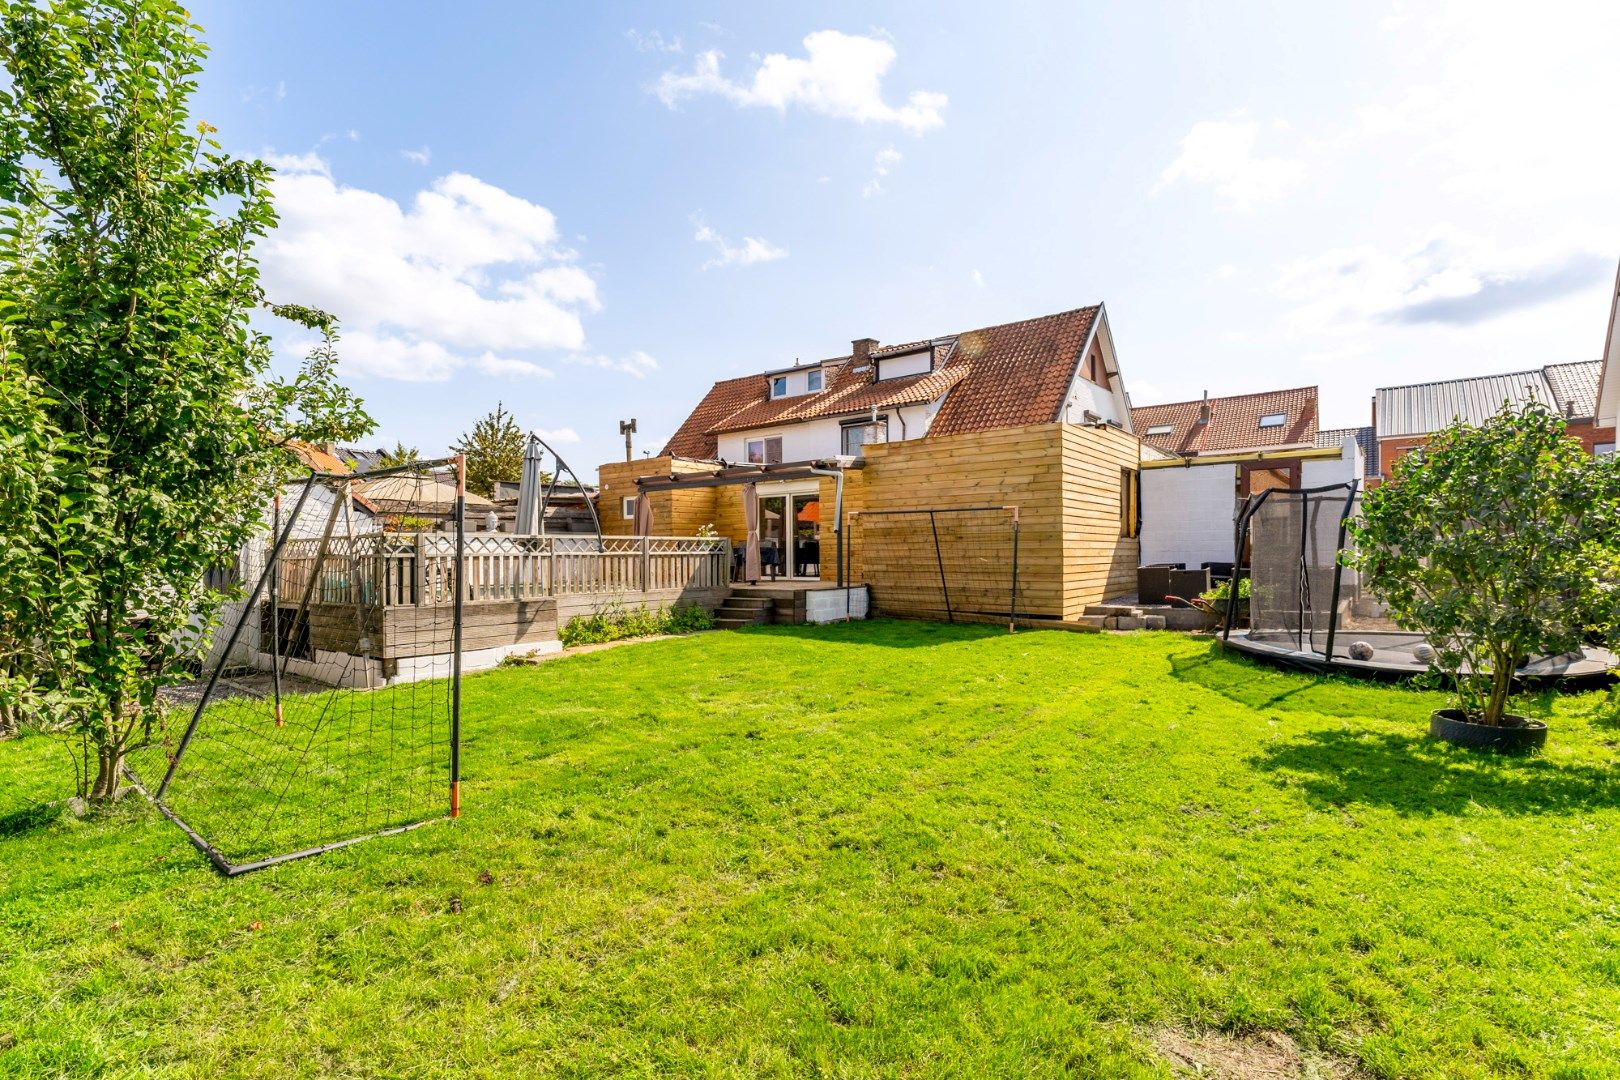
xmin=3 ymin=622 xmax=1619 ymax=1078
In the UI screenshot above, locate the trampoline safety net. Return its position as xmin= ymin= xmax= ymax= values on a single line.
xmin=1237 ymin=484 xmax=1404 ymax=655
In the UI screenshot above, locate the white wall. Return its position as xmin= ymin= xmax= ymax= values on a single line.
xmin=1062 ymin=376 xmax=1125 ymax=426
xmin=1140 ymin=464 xmax=1240 ymax=569
xmin=717 ymin=400 xmax=940 ymax=463
xmin=875 ymin=350 xmax=932 ymax=381
xmin=1301 ymin=438 xmax=1362 ymax=488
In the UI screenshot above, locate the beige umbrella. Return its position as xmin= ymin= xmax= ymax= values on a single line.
xmin=742 ymin=482 xmax=761 ymax=583
xmin=360 ymin=473 xmax=495 ymax=515
xmin=633 ymin=492 xmax=654 ymax=536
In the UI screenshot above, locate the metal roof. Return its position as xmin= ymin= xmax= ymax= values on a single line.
xmin=1374 ymin=370 xmax=1555 ymax=439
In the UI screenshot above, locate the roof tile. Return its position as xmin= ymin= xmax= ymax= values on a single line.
xmin=1132 ymin=387 xmax=1318 ymax=456
xmin=660 ymin=306 xmax=1105 ymax=457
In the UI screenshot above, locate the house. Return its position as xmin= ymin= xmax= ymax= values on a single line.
xmin=1375 ymin=360 xmax=1613 ymax=482
xmin=599 ymin=305 xmax=1145 ymax=621
xmin=1130 ymin=388 xmax=1370 ymax=571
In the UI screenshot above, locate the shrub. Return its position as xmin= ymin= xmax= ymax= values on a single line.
xmin=1200 ymin=577 xmax=1251 ymax=604
xmin=559 ymin=603 xmax=715 ymax=648
xmin=1345 ymin=402 xmax=1620 ymax=726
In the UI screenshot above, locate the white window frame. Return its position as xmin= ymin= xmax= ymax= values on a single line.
xmin=807 ymin=369 xmax=823 ymax=392
xmin=770 ymin=376 xmax=788 ymax=398
xmin=1258 ymin=412 xmax=1287 ymax=428
xmin=1145 ymin=424 xmax=1173 ymax=437
xmin=839 ymin=417 xmax=889 ymax=457
xmin=746 ymin=437 xmax=783 ymax=464
xmin=621 ymin=496 xmax=636 ymax=520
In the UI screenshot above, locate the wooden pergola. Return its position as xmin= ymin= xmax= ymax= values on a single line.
xmin=634 ymin=458 xmax=866 ymax=587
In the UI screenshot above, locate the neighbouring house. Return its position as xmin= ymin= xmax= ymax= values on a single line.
xmin=1375 ymin=360 xmax=1613 ymax=482
xmin=335 ymin=445 xmax=387 ymax=472
xmin=1581 ymin=258 xmax=1620 ymax=435
xmin=1130 ymin=387 xmax=1370 ymax=572
xmin=490 ymin=478 xmax=599 ymax=533
xmin=599 ymin=305 xmax=1145 ymax=621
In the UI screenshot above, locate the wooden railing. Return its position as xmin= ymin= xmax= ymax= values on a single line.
xmin=274 ymin=534 xmax=731 ymax=607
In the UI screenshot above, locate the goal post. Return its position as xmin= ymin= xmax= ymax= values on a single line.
xmin=124 ymin=456 xmax=467 ymax=876
xmin=849 ymin=505 xmax=1022 ymax=630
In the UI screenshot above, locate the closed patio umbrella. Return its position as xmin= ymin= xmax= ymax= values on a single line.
xmin=633 ymin=492 xmax=653 ymax=536
xmin=742 ymin=482 xmax=761 ymax=583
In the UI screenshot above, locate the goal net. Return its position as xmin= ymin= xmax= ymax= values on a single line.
xmin=124 ymin=459 xmax=466 ymax=875
xmin=850 ymin=506 xmax=1021 ymax=628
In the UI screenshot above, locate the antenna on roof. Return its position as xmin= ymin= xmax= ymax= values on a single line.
xmin=619 ymin=418 xmax=637 ymax=463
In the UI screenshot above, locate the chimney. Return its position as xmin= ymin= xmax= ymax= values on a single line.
xmin=1197 ymin=390 xmax=1211 ymax=426
xmin=852 ymin=337 xmax=878 ymax=365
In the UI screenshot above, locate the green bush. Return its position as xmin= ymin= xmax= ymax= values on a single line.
xmin=1200 ymin=577 xmax=1251 ymax=604
xmin=560 ymin=603 xmax=715 ymax=648
xmin=1346 ymin=401 xmax=1620 ymax=725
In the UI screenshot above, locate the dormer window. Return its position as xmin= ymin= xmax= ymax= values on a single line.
xmin=1258 ymin=412 xmax=1287 ymax=429
xmin=770 ymin=376 xmax=788 ymax=398
xmin=807 ymin=369 xmax=823 ymax=392
xmin=1145 ymin=424 xmax=1173 ymax=437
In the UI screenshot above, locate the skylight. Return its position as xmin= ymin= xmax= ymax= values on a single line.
xmin=1258 ymin=412 xmax=1287 ymax=428
xmin=1145 ymin=424 xmax=1173 ymax=436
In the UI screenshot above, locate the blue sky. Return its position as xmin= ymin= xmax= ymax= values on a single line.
xmin=191 ymin=1 xmax=1620 ymax=470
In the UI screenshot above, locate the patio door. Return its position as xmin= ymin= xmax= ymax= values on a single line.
xmin=757 ymin=491 xmax=821 ymax=579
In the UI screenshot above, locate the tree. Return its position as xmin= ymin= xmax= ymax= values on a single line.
xmin=0 ymin=0 xmax=371 ymax=798
xmin=375 ymin=440 xmax=421 ymax=470
xmin=453 ymin=402 xmax=526 ymax=498
xmin=1346 ymin=402 xmax=1620 ymax=726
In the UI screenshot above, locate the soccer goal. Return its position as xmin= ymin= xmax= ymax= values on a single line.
xmin=124 ymin=457 xmax=468 ymax=876
xmin=849 ymin=506 xmax=1022 ymax=629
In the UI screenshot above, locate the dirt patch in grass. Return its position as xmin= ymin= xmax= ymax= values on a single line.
xmin=1151 ymin=1026 xmax=1363 ymax=1079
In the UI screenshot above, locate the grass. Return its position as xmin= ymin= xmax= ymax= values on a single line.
xmin=3 ymin=621 xmax=1619 ymax=1078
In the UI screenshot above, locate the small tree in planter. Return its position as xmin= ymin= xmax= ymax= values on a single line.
xmin=1346 ymin=402 xmax=1620 ymax=745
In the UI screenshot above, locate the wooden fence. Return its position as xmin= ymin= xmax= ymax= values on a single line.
xmin=275 ymin=534 xmax=731 ymax=608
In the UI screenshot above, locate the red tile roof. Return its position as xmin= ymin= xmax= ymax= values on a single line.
xmin=660 ymin=306 xmax=1104 ymax=458
xmin=930 ymin=308 xmax=1099 ymax=437
xmin=1131 ymin=387 xmax=1318 ymax=456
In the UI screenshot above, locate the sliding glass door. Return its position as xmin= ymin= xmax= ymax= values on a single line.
xmin=756 ymin=491 xmax=821 ymax=579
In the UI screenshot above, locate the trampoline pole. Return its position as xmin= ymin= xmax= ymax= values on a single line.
xmin=1322 ymin=480 xmax=1359 ymax=663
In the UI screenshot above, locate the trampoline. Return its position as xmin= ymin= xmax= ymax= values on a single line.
xmin=1221 ymin=481 xmax=1616 ymax=682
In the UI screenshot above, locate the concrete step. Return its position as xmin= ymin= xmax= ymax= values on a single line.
xmin=715 ymin=605 xmax=769 ymax=621
xmin=714 ymin=616 xmax=767 ymax=630
xmin=1076 ymin=614 xmax=1109 ymax=629
xmin=1084 ymin=603 xmax=1143 ymax=617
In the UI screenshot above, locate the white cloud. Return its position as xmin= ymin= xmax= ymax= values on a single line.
xmin=971 ymin=269 xmax=985 ymax=287
xmin=261 ymin=153 xmax=600 ymax=384
xmin=626 ymin=29 xmax=682 ymax=53
xmin=242 ymin=80 xmax=287 ymax=106
xmin=401 ymin=146 xmax=432 ymax=166
xmin=567 ymin=351 xmax=660 ymax=379
xmin=862 ymin=145 xmax=902 ymax=197
xmin=655 ymin=31 xmax=946 ymax=134
xmin=1156 ymin=115 xmax=1304 ymax=210
xmin=474 ymin=354 xmax=553 ymax=378
xmin=691 ymin=216 xmax=787 ymax=270
xmin=1273 ymin=227 xmax=1608 ymax=335
xmin=534 ymin=427 xmax=581 ymax=445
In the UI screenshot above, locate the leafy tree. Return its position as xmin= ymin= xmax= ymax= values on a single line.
xmin=0 ymin=0 xmax=371 ymax=798
xmin=1346 ymin=402 xmax=1620 ymax=726
xmin=453 ymin=402 xmax=526 ymax=498
xmin=375 ymin=440 xmax=421 ymax=470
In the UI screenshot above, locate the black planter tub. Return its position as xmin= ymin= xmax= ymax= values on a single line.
xmin=1429 ymin=709 xmax=1547 ymax=751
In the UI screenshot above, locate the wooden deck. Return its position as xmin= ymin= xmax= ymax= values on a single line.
xmin=259 ymin=533 xmax=732 ymax=675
